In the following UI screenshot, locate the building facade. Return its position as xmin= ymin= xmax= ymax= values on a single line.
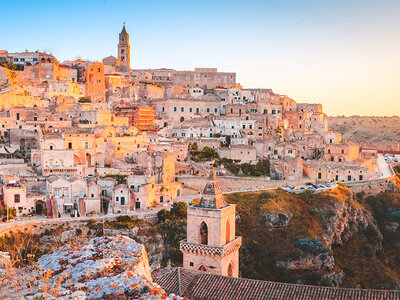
xmin=180 ymin=170 xmax=242 ymax=277
xmin=118 ymin=24 xmax=130 ymax=71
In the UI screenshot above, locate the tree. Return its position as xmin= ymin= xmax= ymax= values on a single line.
xmin=78 ymin=97 xmax=91 ymax=103
xmin=191 ymin=143 xmax=198 ymax=151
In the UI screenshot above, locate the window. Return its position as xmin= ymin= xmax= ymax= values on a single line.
xmin=16 ymin=113 xmax=20 ymax=120
xmin=214 ymin=108 xmax=218 ymax=113
xmin=49 ymin=145 xmax=53 ymax=150
xmin=226 ymin=220 xmax=230 ymax=244
xmin=200 ymin=222 xmax=208 ymax=245
xmin=196 ymin=108 xmax=199 ymax=113
xmin=239 ymin=109 xmax=242 ymax=114
xmin=190 ymin=108 xmax=192 ymax=112
xmin=359 ymin=175 xmax=363 ymax=181
xmin=198 ymin=265 xmax=207 ymax=272
xmin=174 ymin=107 xmax=177 ymax=112
xmin=190 ymin=262 xmax=194 ymax=266
xmin=181 ymin=107 xmax=184 ymax=112
xmin=68 ymin=142 xmax=72 ymax=149
xmin=318 ymin=172 xmax=322 ymax=179
xmin=121 ymin=197 xmax=125 ymax=205
xmin=228 ymin=263 xmax=233 ymax=277
xmin=14 ymin=194 xmax=20 ymax=203
xmin=207 ymin=108 xmax=210 ymax=113
xmin=85 ymin=142 xmax=88 ymax=149
xmin=162 ymin=107 xmax=165 ymax=112
xmin=116 ymin=196 xmax=119 ymax=201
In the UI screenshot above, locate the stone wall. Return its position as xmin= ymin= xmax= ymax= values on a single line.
xmin=178 ymin=171 xmax=398 ymax=196
xmin=344 ymin=162 xmax=397 ymax=194
xmin=177 ymin=175 xmax=315 ymax=195
xmin=343 ymin=175 xmax=397 ymax=195
xmin=0 ymin=212 xmax=157 ymax=237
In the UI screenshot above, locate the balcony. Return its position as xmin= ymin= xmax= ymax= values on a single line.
xmin=180 ymin=236 xmax=242 ymax=257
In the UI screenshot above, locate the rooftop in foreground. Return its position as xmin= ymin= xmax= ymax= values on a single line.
xmin=153 ymin=267 xmax=400 ymax=300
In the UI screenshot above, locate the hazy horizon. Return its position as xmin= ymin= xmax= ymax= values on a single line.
xmin=2 ymin=0 xmax=399 ymax=116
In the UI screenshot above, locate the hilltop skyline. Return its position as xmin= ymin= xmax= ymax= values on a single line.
xmin=1 ymin=0 xmax=400 ymax=116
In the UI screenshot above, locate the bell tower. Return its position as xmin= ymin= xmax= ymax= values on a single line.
xmin=180 ymin=169 xmax=242 ymax=277
xmin=118 ymin=23 xmax=130 ymax=71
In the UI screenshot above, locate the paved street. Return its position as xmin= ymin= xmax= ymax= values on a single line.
xmin=377 ymin=154 xmax=394 ymax=178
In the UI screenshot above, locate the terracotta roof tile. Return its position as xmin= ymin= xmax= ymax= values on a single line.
xmin=153 ymin=268 xmax=400 ymax=300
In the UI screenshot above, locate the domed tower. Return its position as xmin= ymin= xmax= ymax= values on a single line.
xmin=118 ymin=23 xmax=130 ymax=71
xmin=180 ymin=169 xmax=242 ymax=277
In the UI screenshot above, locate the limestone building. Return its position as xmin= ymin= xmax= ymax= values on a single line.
xmin=180 ymin=169 xmax=242 ymax=277
xmin=118 ymin=24 xmax=130 ymax=71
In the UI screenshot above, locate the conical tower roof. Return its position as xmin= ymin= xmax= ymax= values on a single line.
xmin=198 ymin=168 xmax=226 ymax=209
xmin=120 ymin=23 xmax=128 ymax=35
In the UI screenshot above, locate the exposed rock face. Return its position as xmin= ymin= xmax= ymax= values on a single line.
xmin=277 ymin=252 xmax=334 ymax=270
xmin=263 ymin=212 xmax=293 ymax=227
xmin=318 ymin=202 xmax=382 ymax=250
xmin=0 ymin=235 xmax=178 ymax=299
xmin=277 ymin=199 xmax=383 ymax=286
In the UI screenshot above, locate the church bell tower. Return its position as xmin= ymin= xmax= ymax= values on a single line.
xmin=118 ymin=23 xmax=130 ymax=71
xmin=180 ymin=169 xmax=242 ymax=277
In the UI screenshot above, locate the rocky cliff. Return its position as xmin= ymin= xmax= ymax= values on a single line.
xmin=0 ymin=235 xmax=179 ymax=299
xmin=226 ymin=184 xmax=400 ymax=289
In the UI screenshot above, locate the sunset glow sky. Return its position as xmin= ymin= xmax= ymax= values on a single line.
xmin=2 ymin=0 xmax=399 ymax=116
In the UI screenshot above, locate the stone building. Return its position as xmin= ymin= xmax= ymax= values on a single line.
xmin=180 ymin=169 xmax=242 ymax=277
xmin=113 ymin=105 xmax=155 ymax=131
xmin=117 ymin=24 xmax=130 ymax=71
xmin=2 ymin=177 xmax=33 ymax=216
xmin=151 ymin=97 xmax=220 ymax=125
xmin=85 ymin=62 xmax=106 ymax=102
xmin=132 ymin=68 xmax=236 ymax=89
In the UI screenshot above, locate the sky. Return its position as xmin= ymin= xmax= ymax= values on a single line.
xmin=1 ymin=0 xmax=399 ymax=116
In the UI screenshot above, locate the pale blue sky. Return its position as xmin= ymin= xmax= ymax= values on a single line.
xmin=1 ymin=0 xmax=399 ymax=116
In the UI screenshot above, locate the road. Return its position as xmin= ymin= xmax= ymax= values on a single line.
xmin=0 ymin=194 xmax=199 ymax=230
xmin=377 ymin=154 xmax=394 ymax=178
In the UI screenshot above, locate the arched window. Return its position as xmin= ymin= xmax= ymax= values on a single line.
xmin=226 ymin=220 xmax=230 ymax=244
xmin=200 ymin=221 xmax=208 ymax=245
xmin=228 ymin=263 xmax=233 ymax=277
xmin=198 ymin=265 xmax=207 ymax=272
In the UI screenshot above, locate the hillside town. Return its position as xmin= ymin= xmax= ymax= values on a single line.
xmin=1 ymin=22 xmax=400 ymax=299
xmin=0 ymin=25 xmax=394 ymax=221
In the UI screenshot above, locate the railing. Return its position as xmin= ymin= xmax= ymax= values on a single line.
xmin=180 ymin=236 xmax=242 ymax=257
